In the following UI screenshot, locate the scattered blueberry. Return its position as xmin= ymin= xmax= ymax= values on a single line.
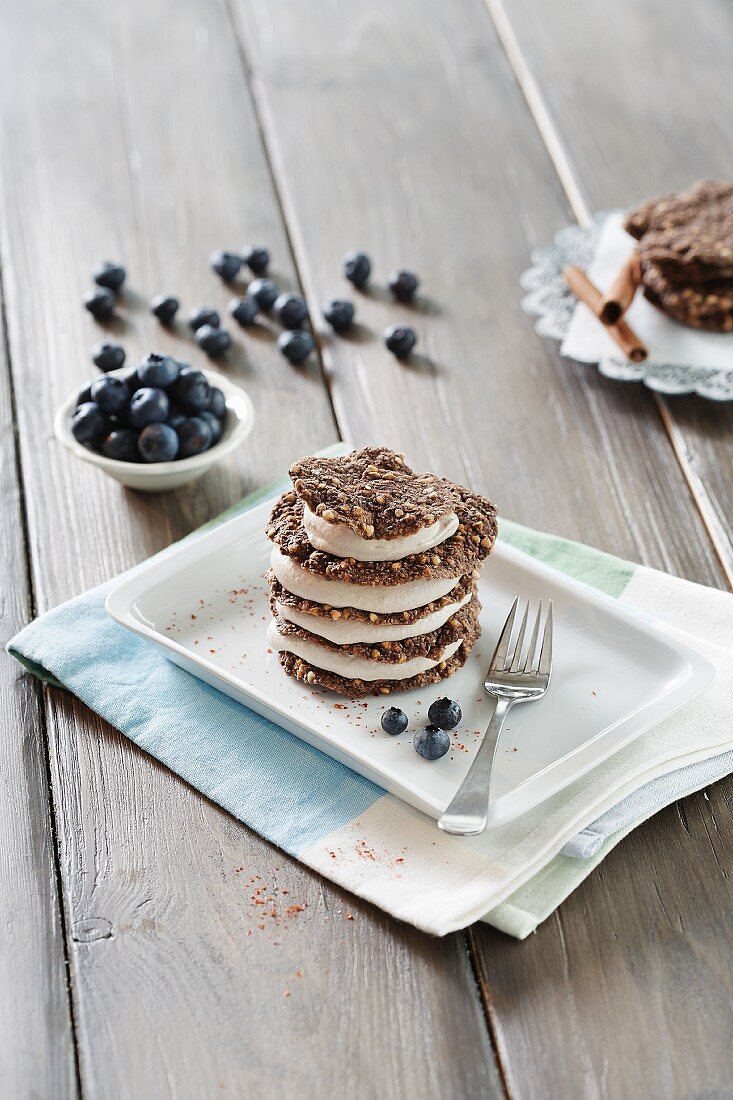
xmin=173 ymin=367 xmax=210 ymax=412
xmin=71 ymin=402 xmax=107 ymax=445
xmin=205 ymin=386 xmax=226 ymax=419
xmin=188 ymin=306 xmax=220 ymax=331
xmin=137 ymin=352 xmax=180 ymax=389
xmin=242 ymin=244 xmax=270 ymax=275
xmin=381 ymin=707 xmax=408 ymax=736
xmin=248 ymin=278 xmax=280 ymax=311
xmin=384 ymin=324 xmax=417 ymax=358
xmin=93 ymin=261 xmax=126 ymax=292
xmin=229 ymin=296 xmax=258 ymax=326
xmin=278 ymin=329 xmax=314 ymax=364
xmin=128 ymin=387 xmax=169 ymax=428
xmin=274 ymin=293 xmax=308 ymax=329
xmin=166 ymin=404 xmax=186 ymax=429
xmin=413 ymin=724 xmax=451 ymax=761
xmin=90 ymin=375 xmax=128 ymax=415
xmin=200 ymin=410 xmax=223 ymax=445
xmin=210 ymin=249 xmax=242 ymax=283
xmin=322 ymin=298 xmax=355 ymax=332
xmin=102 ymin=428 xmax=140 ymax=462
xmin=176 ymin=416 xmax=213 ymax=458
xmin=77 ymin=383 xmax=92 ymax=406
xmin=388 ymin=269 xmax=419 ymax=301
xmin=195 ymin=324 xmax=231 ymax=359
xmin=343 ymin=251 xmax=371 ymax=288
xmin=92 ymin=340 xmax=125 ymax=372
xmin=138 ymin=422 xmax=180 ymax=463
xmin=427 ymin=697 xmax=462 ymax=731
xmin=84 ymin=287 xmax=116 ymax=320
xmin=150 ymin=295 xmax=179 ymax=324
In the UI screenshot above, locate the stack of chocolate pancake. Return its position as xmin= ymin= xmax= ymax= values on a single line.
xmin=625 ymin=179 xmax=733 ymax=332
xmin=265 ymin=447 xmax=498 ymax=698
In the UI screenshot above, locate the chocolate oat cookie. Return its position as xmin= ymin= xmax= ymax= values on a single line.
xmin=289 ymin=446 xmax=460 ymax=540
xmin=625 ymin=180 xmax=733 ymax=284
xmin=266 ymin=486 xmax=497 ymax=585
xmin=275 ymin=601 xmax=483 ymax=699
xmin=271 ymin=594 xmax=480 ymax=664
xmin=268 ymin=571 xmax=477 ymax=627
xmin=642 ymin=262 xmax=733 ymax=331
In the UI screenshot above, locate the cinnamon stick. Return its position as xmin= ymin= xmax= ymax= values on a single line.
xmin=564 ymin=265 xmax=648 ymax=363
xmin=599 ymin=250 xmax=642 ymax=324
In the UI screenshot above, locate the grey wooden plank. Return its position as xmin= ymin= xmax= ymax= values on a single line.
xmin=230 ymin=0 xmax=733 ymax=1096
xmin=0 ymin=0 xmax=500 ymax=1096
xmin=487 ymin=0 xmax=733 ymax=584
xmin=0 ymin=294 xmax=78 ymax=1090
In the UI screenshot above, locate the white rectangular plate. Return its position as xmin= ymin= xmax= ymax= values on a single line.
xmin=106 ymin=497 xmax=716 ymax=827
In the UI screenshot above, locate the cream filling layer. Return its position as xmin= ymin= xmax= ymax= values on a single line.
xmin=270 ymin=546 xmax=461 ymax=612
xmin=268 ymin=620 xmax=463 ymax=682
xmin=275 ymin=589 xmax=472 ymax=644
xmin=302 ymin=505 xmax=459 ymax=562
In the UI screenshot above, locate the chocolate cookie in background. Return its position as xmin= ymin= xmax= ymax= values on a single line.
xmin=264 ymin=446 xmax=497 ymax=698
xmin=624 ymin=179 xmax=733 ymax=332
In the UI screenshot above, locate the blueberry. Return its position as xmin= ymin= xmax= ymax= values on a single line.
xmin=77 ymin=383 xmax=93 ymax=406
xmin=413 ymin=724 xmax=451 ymax=761
xmin=120 ymin=365 xmax=143 ymax=395
xmin=200 ymin=410 xmax=223 ymax=445
xmin=93 ymin=261 xmax=126 ymax=292
xmin=241 ymin=244 xmax=269 ymax=275
xmin=173 ymin=367 xmax=210 ymax=412
xmin=388 ymin=269 xmax=419 ymax=301
xmin=176 ymin=416 xmax=213 ymax=458
xmin=136 ymin=352 xmax=180 ymax=389
xmin=102 ymin=428 xmax=140 ymax=462
xmin=166 ymin=404 xmax=187 ymax=429
xmin=384 ymin=324 xmax=417 ymax=358
xmin=381 ymin=707 xmax=408 ymax=736
xmin=188 ymin=306 xmax=220 ymax=331
xmin=84 ymin=287 xmax=116 ymax=320
xmin=71 ymin=402 xmax=107 ymax=445
xmin=195 ymin=324 xmax=231 ymax=359
xmin=322 ymin=298 xmax=355 ymax=332
xmin=205 ymin=386 xmax=226 ymax=419
xmin=138 ymin=422 xmax=180 ymax=463
xmin=247 ymin=278 xmax=279 ymax=311
xmin=90 ymin=375 xmax=129 ymax=415
xmin=150 ymin=295 xmax=179 ymax=325
xmin=92 ymin=340 xmax=125 ymax=372
xmin=210 ymin=249 xmax=242 ymax=283
xmin=343 ymin=251 xmax=371 ymax=288
xmin=229 ymin=296 xmax=258 ymax=326
xmin=274 ymin=293 xmax=308 ymax=329
xmin=278 ymin=329 xmax=314 ymax=364
xmin=427 ymin=697 xmax=462 ymax=731
xmin=128 ymin=387 xmax=169 ymax=428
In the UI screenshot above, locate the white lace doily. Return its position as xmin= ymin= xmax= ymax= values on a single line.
xmin=521 ymin=215 xmax=733 ymax=401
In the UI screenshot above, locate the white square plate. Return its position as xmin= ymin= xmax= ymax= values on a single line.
xmin=106 ymin=497 xmax=716 ymax=827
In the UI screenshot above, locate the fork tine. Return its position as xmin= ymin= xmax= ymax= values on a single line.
xmin=509 ymin=600 xmax=531 ymax=672
xmin=538 ymin=600 xmax=553 ymax=677
xmin=490 ymin=597 xmax=519 ymax=672
xmin=523 ymin=600 xmax=542 ymax=672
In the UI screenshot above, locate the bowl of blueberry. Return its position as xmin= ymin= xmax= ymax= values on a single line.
xmin=55 ymin=353 xmax=256 ymax=492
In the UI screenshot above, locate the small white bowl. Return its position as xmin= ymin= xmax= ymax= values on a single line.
xmin=54 ymin=367 xmax=256 ymax=492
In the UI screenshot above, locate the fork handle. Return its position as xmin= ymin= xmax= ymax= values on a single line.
xmin=437 ymin=697 xmax=512 ymax=835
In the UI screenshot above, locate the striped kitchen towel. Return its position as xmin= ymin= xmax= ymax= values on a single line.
xmin=9 ymin=460 xmax=733 ymax=937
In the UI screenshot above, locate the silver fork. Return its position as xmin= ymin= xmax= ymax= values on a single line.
xmin=438 ymin=598 xmax=553 ymax=836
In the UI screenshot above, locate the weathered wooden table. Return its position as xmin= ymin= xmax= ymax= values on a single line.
xmin=2 ymin=1 xmax=731 ymax=1096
